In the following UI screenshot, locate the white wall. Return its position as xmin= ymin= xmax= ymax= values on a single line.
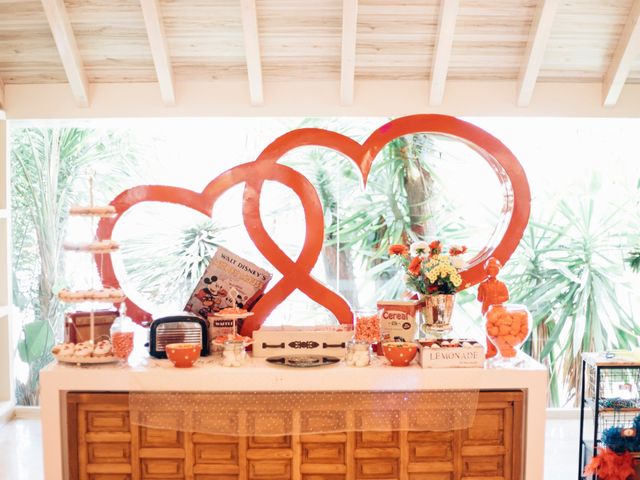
xmin=3 ymin=80 xmax=640 ymax=119
xmin=0 ymin=115 xmax=11 ymax=403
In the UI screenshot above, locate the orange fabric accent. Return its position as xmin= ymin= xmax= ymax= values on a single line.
xmin=96 ymin=114 xmax=531 ymax=335
xmin=584 ymin=447 xmax=636 ymax=480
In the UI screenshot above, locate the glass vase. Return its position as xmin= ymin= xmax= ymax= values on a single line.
xmin=484 ymin=303 xmax=532 ymax=366
xmin=419 ymin=294 xmax=455 ymax=336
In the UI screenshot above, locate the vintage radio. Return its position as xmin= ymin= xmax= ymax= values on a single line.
xmin=252 ymin=325 xmax=354 ymax=358
xmin=149 ymin=313 xmax=209 ymax=359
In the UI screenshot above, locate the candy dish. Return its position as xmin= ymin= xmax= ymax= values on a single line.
xmin=166 ymin=343 xmax=202 ymax=368
xmin=212 ymin=333 xmax=254 ymax=345
xmin=382 ymin=342 xmax=418 ymax=367
xmin=55 ymin=355 xmax=120 ymax=365
xmin=52 ymin=340 xmax=119 ymax=364
xmin=63 ymin=240 xmax=120 ymax=253
xmin=69 ymin=205 xmax=117 ymax=217
xmin=266 ymin=355 xmax=340 ymax=368
xmin=212 ymin=310 xmax=254 ymax=319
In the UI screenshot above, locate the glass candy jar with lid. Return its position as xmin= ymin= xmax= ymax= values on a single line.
xmin=110 ymin=306 xmax=135 ymax=360
xmin=345 ymin=339 xmax=372 ymax=367
xmin=221 ymin=340 xmax=247 ymax=367
xmin=484 ymin=303 xmax=532 ymax=366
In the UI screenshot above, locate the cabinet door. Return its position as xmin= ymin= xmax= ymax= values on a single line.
xmin=68 ymin=390 xmax=523 ymax=480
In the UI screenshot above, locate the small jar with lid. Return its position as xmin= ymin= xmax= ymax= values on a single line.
xmin=345 ymin=339 xmax=372 ymax=367
xmin=110 ymin=306 xmax=135 ymax=360
xmin=221 ymin=340 xmax=247 ymax=367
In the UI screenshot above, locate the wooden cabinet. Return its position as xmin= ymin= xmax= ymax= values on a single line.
xmin=67 ymin=391 xmax=523 ymax=480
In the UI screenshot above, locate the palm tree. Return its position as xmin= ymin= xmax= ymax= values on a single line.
xmin=11 ymin=127 xmax=138 ymax=405
xmin=505 ymin=190 xmax=640 ymax=406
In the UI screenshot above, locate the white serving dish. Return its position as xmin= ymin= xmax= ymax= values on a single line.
xmin=55 ymin=355 xmax=121 ymax=365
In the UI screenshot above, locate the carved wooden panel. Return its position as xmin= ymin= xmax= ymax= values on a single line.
xmin=67 ymin=391 xmax=524 ymax=480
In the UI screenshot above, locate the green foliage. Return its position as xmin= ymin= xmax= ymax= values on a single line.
xmin=627 ymin=248 xmax=640 ymax=273
xmin=504 ymin=189 xmax=639 ymax=406
xmin=119 ymin=218 xmax=222 ymax=309
xmin=11 ymin=126 xmax=139 ymax=405
xmin=17 ymin=321 xmax=54 ymax=363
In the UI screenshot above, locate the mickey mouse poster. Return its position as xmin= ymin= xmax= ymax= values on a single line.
xmin=184 ymin=246 xmax=272 ymax=319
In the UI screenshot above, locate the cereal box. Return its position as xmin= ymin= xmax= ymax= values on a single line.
xmin=376 ymin=300 xmax=419 ymax=342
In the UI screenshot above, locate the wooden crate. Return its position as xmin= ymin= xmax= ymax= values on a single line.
xmin=67 ymin=391 xmax=524 ymax=480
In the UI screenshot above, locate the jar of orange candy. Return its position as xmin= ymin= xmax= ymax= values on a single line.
xmin=110 ymin=309 xmax=135 ymax=360
xmin=354 ymin=309 xmax=381 ymax=343
xmin=484 ymin=304 xmax=531 ymax=365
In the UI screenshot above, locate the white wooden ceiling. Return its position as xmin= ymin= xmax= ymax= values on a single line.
xmin=0 ymin=0 xmax=639 ymax=109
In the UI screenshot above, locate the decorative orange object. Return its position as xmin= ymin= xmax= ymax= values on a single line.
xmin=165 ymin=343 xmax=202 ymax=368
xmin=354 ymin=310 xmax=381 ymax=342
xmin=382 ymin=342 xmax=418 ymax=367
xmin=584 ymin=447 xmax=636 ymax=480
xmin=477 ymin=257 xmax=510 ymax=358
xmin=96 ymin=114 xmax=531 ymax=336
xmin=484 ymin=304 xmax=531 ymax=359
xmin=111 ymin=332 xmax=134 ymax=360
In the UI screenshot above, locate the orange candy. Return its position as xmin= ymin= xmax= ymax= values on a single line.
xmin=485 ymin=306 xmax=530 ymax=358
xmin=112 ymin=331 xmax=134 ymax=359
xmin=355 ymin=314 xmax=381 ymax=342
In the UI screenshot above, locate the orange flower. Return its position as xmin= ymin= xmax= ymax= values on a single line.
xmin=429 ymin=240 xmax=442 ymax=257
xmin=408 ymin=256 xmax=422 ymax=276
xmin=388 ymin=244 xmax=409 ymax=256
xmin=449 ymin=245 xmax=468 ymax=256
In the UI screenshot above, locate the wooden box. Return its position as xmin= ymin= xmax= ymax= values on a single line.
xmin=252 ymin=326 xmax=354 ymax=358
xmin=64 ymin=309 xmax=118 ymax=343
xmin=417 ymin=339 xmax=486 ymax=368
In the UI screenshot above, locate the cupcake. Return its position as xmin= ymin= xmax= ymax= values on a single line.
xmin=93 ymin=340 xmax=113 ymax=357
xmin=74 ymin=342 xmax=93 ymax=358
xmin=52 ymin=343 xmax=75 ymax=356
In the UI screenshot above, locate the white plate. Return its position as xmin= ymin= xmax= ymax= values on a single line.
xmin=212 ymin=312 xmax=254 ymax=319
xmin=55 ymin=355 xmax=121 ymax=365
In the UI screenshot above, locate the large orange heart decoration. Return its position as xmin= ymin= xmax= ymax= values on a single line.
xmin=96 ymin=114 xmax=530 ymax=336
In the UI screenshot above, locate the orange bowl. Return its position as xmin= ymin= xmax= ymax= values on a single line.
xmin=382 ymin=342 xmax=418 ymax=367
xmin=166 ymin=343 xmax=202 ymax=368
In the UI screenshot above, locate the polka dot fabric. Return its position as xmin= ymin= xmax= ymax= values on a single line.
xmin=128 ymin=390 xmax=479 ymax=435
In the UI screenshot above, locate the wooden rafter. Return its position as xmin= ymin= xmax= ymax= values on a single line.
xmin=340 ymin=0 xmax=359 ymax=105
xmin=40 ymin=0 xmax=89 ymax=107
xmin=240 ymin=0 xmax=264 ymax=106
xmin=430 ymin=0 xmax=459 ymax=106
xmin=140 ymin=0 xmax=175 ymax=106
xmin=603 ymin=0 xmax=640 ymax=107
xmin=517 ymin=0 xmax=558 ymax=107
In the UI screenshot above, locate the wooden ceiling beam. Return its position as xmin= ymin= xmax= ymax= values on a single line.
xmin=40 ymin=0 xmax=89 ymax=107
xmin=517 ymin=0 xmax=558 ymax=107
xmin=140 ymin=0 xmax=175 ymax=106
xmin=340 ymin=0 xmax=359 ymax=105
xmin=430 ymin=0 xmax=459 ymax=106
xmin=603 ymin=0 xmax=640 ymax=107
xmin=240 ymin=0 xmax=264 ymax=106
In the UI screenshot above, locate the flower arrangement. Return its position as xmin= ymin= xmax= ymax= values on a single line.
xmin=388 ymin=240 xmax=467 ymax=296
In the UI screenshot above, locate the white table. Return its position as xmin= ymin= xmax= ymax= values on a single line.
xmin=40 ymin=354 xmax=547 ymax=479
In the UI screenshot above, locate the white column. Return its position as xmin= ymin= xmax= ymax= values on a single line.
xmin=0 ymin=113 xmax=11 ymax=403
